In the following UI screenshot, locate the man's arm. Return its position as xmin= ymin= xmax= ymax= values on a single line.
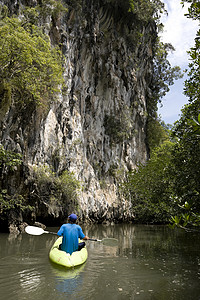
xmin=78 ymin=225 xmax=89 ymax=240
xmin=57 ymin=225 xmax=64 ymax=236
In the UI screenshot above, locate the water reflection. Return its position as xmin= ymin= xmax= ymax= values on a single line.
xmin=19 ymin=268 xmax=41 ymax=291
xmin=52 ymin=264 xmax=85 ymax=297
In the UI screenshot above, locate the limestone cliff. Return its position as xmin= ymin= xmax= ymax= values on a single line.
xmin=0 ymin=0 xmax=157 ymax=230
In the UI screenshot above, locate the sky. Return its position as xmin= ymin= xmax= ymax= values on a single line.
xmin=158 ymin=0 xmax=199 ymax=124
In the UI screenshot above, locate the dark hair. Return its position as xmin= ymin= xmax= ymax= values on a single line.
xmin=69 ymin=219 xmax=76 ymax=224
xmin=68 ymin=217 xmax=77 ymax=224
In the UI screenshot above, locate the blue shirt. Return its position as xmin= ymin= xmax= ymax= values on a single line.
xmin=57 ymin=223 xmax=85 ymax=255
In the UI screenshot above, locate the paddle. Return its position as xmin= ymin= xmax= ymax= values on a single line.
xmin=25 ymin=226 xmax=118 ymax=246
xmin=25 ymin=225 xmax=57 ymax=235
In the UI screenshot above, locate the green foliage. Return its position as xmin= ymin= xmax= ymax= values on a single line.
xmin=170 ymin=116 xmax=200 ymax=229
xmin=33 ymin=165 xmax=81 ymax=207
xmin=124 ymin=141 xmax=177 ymax=223
xmin=0 ymin=190 xmax=33 ymax=213
xmin=104 ymin=108 xmax=134 ymax=144
xmin=0 ymin=81 xmax=11 ymax=121
xmin=170 ymin=201 xmax=200 ymax=230
xmin=0 ymin=7 xmax=64 ymax=106
xmin=168 ymin=1 xmax=200 ymax=230
xmin=129 ymin=0 xmax=165 ymax=22
xmin=0 ymin=146 xmax=31 ymax=214
xmin=0 ymin=145 xmax=22 ymax=171
xmin=183 ymin=32 xmax=200 ymax=104
xmin=58 ymin=170 xmax=81 ymax=200
xmin=138 ymin=109 xmax=200 ymax=228
xmin=147 ymin=115 xmax=171 ymax=151
xmin=104 ymin=114 xmax=128 ymax=143
xmin=186 ymin=113 xmax=200 ymax=137
xmin=67 ymin=0 xmax=82 ymax=10
xmin=11 ymin=0 xmax=68 ymax=25
xmin=103 ymin=0 xmax=165 ymax=23
xmin=149 ymin=41 xmax=183 ymax=115
xmin=181 ymin=0 xmax=200 ymax=21
xmin=34 ymin=164 xmax=55 ymax=185
xmin=36 ymin=0 xmax=68 ymax=21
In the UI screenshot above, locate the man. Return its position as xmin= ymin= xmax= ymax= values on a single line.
xmin=57 ymin=213 xmax=89 ymax=255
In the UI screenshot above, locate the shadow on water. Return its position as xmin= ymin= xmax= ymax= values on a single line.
xmin=1 ymin=224 xmax=200 ymax=300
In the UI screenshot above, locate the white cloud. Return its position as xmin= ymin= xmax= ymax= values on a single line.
xmin=158 ymin=0 xmax=199 ymax=124
xmin=158 ymin=76 xmax=187 ymax=124
xmin=160 ymin=0 xmax=198 ymax=67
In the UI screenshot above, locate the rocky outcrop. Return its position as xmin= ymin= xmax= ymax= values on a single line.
xmin=0 ymin=0 xmax=157 ymax=230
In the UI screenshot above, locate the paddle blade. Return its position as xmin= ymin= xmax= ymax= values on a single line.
xmin=25 ymin=226 xmax=45 ymax=235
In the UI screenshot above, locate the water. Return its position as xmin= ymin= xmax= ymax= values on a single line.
xmin=0 ymin=224 xmax=200 ymax=300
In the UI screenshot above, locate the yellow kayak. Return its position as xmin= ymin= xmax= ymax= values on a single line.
xmin=49 ymin=237 xmax=88 ymax=268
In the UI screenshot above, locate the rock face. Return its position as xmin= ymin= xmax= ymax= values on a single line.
xmin=0 ymin=0 xmax=156 ymax=228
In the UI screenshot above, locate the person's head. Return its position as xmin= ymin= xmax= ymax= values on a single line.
xmin=68 ymin=213 xmax=77 ymax=224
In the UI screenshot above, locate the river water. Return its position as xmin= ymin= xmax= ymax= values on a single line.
xmin=0 ymin=224 xmax=200 ymax=300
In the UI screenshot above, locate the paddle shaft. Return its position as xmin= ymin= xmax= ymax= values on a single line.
xmin=44 ymin=230 xmax=57 ymax=235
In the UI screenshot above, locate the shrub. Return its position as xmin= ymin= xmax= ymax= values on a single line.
xmin=33 ymin=165 xmax=81 ymax=208
xmin=0 ymin=10 xmax=64 ymax=106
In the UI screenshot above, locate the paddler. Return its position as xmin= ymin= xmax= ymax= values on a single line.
xmin=57 ymin=213 xmax=89 ymax=255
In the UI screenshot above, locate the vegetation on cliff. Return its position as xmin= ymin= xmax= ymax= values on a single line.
xmin=0 ymin=4 xmax=64 ymax=115
xmin=103 ymin=0 xmax=165 ymax=21
xmin=0 ymin=145 xmax=31 ymax=215
xmin=33 ymin=165 xmax=81 ymax=215
xmin=0 ymin=143 xmax=81 ymax=226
